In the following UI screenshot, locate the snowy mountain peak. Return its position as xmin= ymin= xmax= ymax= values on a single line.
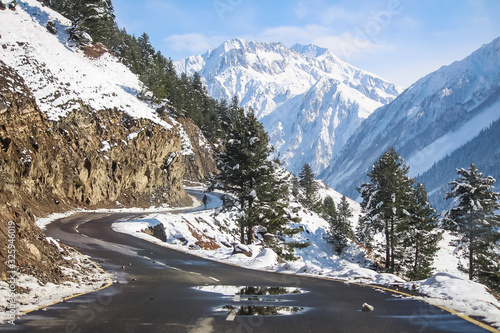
xmin=176 ymin=39 xmax=402 ymax=175
xmin=291 ymin=43 xmax=329 ymax=58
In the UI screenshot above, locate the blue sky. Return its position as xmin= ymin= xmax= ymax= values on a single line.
xmin=113 ymin=0 xmax=500 ymax=87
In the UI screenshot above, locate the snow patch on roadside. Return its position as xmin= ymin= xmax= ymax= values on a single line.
xmin=0 ymin=247 xmax=110 ymax=324
xmin=407 ymin=273 xmax=500 ymax=328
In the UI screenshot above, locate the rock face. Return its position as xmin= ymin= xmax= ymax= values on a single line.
xmin=175 ymin=117 xmax=217 ymax=182
xmin=0 ymin=60 xmax=193 ymax=282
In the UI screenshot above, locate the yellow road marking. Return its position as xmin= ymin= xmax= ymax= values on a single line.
xmin=20 ymin=246 xmax=113 ymax=316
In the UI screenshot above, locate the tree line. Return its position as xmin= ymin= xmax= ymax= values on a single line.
xmin=296 ymin=147 xmax=499 ymax=292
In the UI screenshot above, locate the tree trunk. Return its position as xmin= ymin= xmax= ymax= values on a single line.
xmin=240 ymin=225 xmax=245 ymax=244
xmin=390 ymin=216 xmax=395 ymax=273
xmin=468 ymin=213 xmax=474 ymax=281
xmin=246 ymin=226 xmax=254 ymax=245
xmin=469 ymin=243 xmax=474 ymax=280
xmin=240 ymin=199 xmax=245 ymax=244
xmin=245 ymin=197 xmax=254 ymax=245
xmin=414 ymin=238 xmax=419 ymax=274
xmin=385 ymin=221 xmax=390 ymax=272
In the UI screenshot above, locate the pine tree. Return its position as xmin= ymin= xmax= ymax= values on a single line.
xmin=75 ymin=0 xmax=115 ymax=45
xmin=216 ymin=99 xmax=231 ymax=133
xmin=357 ymin=147 xmax=415 ymax=273
xmin=327 ymin=196 xmax=354 ymax=254
xmin=299 ymin=163 xmax=318 ymax=208
xmin=442 ymin=163 xmax=500 ymax=289
xmin=257 ymin=160 xmax=306 ymax=260
xmin=323 ymin=196 xmax=337 ymax=220
xmin=291 ymin=175 xmax=300 ymax=197
xmin=138 ymin=33 xmax=155 ymax=64
xmin=213 ymin=108 xmax=273 ymax=243
xmin=401 ymin=183 xmax=442 ymax=280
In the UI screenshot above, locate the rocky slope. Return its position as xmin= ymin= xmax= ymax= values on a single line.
xmin=0 ymin=59 xmax=197 ymax=282
xmin=175 ymin=117 xmax=217 ymax=182
xmin=0 ymin=0 xmax=219 ymax=285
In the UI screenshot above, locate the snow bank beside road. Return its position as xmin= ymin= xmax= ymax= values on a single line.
xmin=407 ymin=273 xmax=500 ymax=329
xmin=0 ymin=246 xmax=110 ymax=325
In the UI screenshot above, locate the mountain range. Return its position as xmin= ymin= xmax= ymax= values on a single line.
xmin=175 ymin=39 xmax=402 ymax=176
xmin=322 ymin=36 xmax=500 ymax=208
xmin=178 ymin=37 xmax=500 ymax=209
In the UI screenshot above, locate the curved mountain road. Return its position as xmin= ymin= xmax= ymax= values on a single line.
xmin=7 ymin=192 xmax=494 ymax=333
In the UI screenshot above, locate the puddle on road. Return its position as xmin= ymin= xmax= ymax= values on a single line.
xmin=220 ymin=305 xmax=306 ymax=316
xmin=238 ymin=286 xmax=304 ymax=296
xmin=194 ymin=285 xmax=306 ymax=297
xmin=194 ymin=285 xmax=309 ymax=317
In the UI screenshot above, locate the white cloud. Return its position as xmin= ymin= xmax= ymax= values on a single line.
xmin=164 ymin=33 xmax=226 ymax=53
xmin=294 ymin=1 xmax=309 ymax=19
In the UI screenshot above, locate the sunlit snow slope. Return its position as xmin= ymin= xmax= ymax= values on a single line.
xmin=323 ymin=36 xmax=500 ymax=208
xmin=0 ymin=0 xmax=169 ymax=128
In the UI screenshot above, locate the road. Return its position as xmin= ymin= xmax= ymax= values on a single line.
xmin=5 ymin=193 xmax=493 ymax=333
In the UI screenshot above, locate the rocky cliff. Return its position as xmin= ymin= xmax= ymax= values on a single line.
xmin=0 ymin=59 xmax=200 ymax=282
xmin=175 ymin=117 xmax=217 ymax=182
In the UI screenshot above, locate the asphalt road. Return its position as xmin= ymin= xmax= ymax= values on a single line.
xmin=5 ymin=193 xmax=493 ymax=333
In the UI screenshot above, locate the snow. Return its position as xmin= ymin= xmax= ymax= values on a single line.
xmin=2 ymin=2 xmax=499 ymax=328
xmin=325 ymin=36 xmax=500 ymax=200
xmin=0 ymin=247 xmax=110 ymax=324
xmin=407 ymin=273 xmax=500 ymax=328
xmin=250 ymin=248 xmax=279 ymax=269
xmin=100 ymin=140 xmax=111 ymax=152
xmin=127 ymin=132 xmax=139 ymax=141
xmin=407 ymin=98 xmax=500 ymax=177
xmin=11 ymin=183 xmax=500 ymax=329
xmin=175 ymin=38 xmax=402 ymax=176
xmin=0 ymin=0 xmax=172 ymax=129
xmin=433 ymin=232 xmax=468 ymax=279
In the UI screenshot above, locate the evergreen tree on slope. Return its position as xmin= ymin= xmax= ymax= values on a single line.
xmin=401 ymin=183 xmax=442 ymax=280
xmin=327 ymin=196 xmax=354 ymax=254
xmin=442 ymin=163 xmax=500 ymax=290
xmin=299 ymin=163 xmax=318 ymax=209
xmin=357 ymin=147 xmax=414 ymax=273
xmin=322 ymin=196 xmax=337 ymax=220
xmin=75 ymin=0 xmax=115 ymax=44
xmin=213 ymin=108 xmax=273 ymax=243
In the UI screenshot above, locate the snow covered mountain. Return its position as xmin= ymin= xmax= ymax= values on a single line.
xmin=175 ymin=39 xmax=402 ymax=175
xmin=322 ymin=36 xmax=500 ymax=207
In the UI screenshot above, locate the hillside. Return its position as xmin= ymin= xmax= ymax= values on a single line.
xmin=0 ymin=0 xmax=214 ymax=283
xmin=322 ymin=36 xmax=500 ymax=206
xmin=175 ymin=39 xmax=402 ymax=175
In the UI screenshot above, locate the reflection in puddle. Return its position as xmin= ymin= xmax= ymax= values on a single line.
xmin=221 ymin=305 xmax=306 ymax=316
xmin=194 ymin=285 xmax=306 ymax=296
xmin=238 ymin=286 xmax=303 ymax=296
xmin=195 ymin=285 xmax=309 ymax=317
